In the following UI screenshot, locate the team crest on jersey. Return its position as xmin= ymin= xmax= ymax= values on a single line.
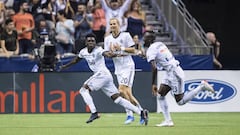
xmin=120 ymin=39 xmax=123 ymax=44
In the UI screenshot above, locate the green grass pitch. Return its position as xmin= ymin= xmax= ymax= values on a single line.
xmin=0 ymin=112 xmax=239 ymax=135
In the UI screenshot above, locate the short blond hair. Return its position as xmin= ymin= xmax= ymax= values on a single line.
xmin=110 ymin=18 xmax=120 ymax=25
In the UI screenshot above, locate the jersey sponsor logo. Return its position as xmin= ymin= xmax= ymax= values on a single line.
xmin=185 ymin=79 xmax=237 ymax=104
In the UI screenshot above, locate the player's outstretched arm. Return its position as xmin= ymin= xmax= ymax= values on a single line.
xmin=59 ymin=56 xmax=81 ymax=71
xmin=102 ymin=51 xmax=118 ymax=58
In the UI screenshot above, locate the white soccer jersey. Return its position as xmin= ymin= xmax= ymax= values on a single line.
xmin=147 ymin=42 xmax=185 ymax=94
xmin=79 ymin=46 xmax=119 ymax=96
xmin=79 ymin=46 xmax=109 ymax=73
xmin=104 ymin=32 xmax=135 ymax=74
xmin=146 ymin=42 xmax=180 ymax=71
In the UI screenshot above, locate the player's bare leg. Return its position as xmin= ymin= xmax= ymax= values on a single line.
xmin=119 ymin=85 xmax=144 ymax=124
xmin=126 ymin=87 xmax=143 ymax=110
xmin=176 ymin=80 xmax=215 ymax=105
xmin=119 ymin=85 xmax=135 ymax=124
xmin=111 ymin=93 xmax=149 ymax=126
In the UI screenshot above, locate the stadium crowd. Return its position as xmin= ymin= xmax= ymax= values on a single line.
xmin=0 ymin=0 xmax=148 ymax=59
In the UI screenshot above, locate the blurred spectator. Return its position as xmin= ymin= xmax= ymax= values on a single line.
xmin=56 ymin=0 xmax=66 ymax=11
xmin=12 ymin=1 xmax=35 ymax=55
xmin=55 ymin=9 xmax=75 ymax=56
xmin=65 ymin=0 xmax=75 ymax=19
xmin=29 ymin=0 xmax=45 ymax=28
xmin=38 ymin=19 xmax=55 ymax=43
xmin=73 ymin=3 xmax=92 ymax=53
xmin=0 ymin=18 xmax=19 ymax=57
xmin=76 ymin=0 xmax=89 ymax=6
xmin=1 ymin=7 xmax=15 ymax=49
xmin=133 ymin=34 xmax=145 ymax=57
xmin=100 ymin=0 xmax=132 ymax=35
xmin=0 ymin=1 xmax=5 ymax=33
xmin=68 ymin=0 xmax=79 ymax=12
xmin=86 ymin=0 xmax=94 ymax=13
xmin=5 ymin=7 xmax=15 ymax=20
xmin=91 ymin=0 xmax=106 ymax=43
xmin=41 ymin=0 xmax=57 ymax=30
xmin=206 ymin=32 xmax=223 ymax=69
xmin=133 ymin=35 xmax=141 ymax=49
xmin=4 ymin=0 xmax=14 ymax=8
xmin=13 ymin=0 xmax=21 ymax=12
xmin=32 ymin=19 xmax=56 ymax=48
xmin=28 ymin=0 xmax=56 ymax=30
xmin=125 ymin=0 xmax=145 ymax=42
xmin=0 ymin=44 xmax=2 ymax=54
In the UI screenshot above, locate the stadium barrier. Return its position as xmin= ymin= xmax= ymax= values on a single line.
xmin=0 ymin=55 xmax=213 ymax=72
xmin=1 ymin=70 xmax=239 ymax=114
xmin=156 ymin=70 xmax=240 ymax=112
xmin=0 ymin=72 xmax=155 ymax=114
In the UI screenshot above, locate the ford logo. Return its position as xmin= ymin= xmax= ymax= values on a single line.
xmin=185 ymin=79 xmax=237 ymax=104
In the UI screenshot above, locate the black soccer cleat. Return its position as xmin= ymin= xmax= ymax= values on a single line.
xmin=140 ymin=109 xmax=149 ymax=126
xmin=143 ymin=109 xmax=149 ymax=126
xmin=86 ymin=112 xmax=100 ymax=124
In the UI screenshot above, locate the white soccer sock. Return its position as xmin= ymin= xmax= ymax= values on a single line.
xmin=136 ymin=104 xmax=143 ymax=111
xmin=114 ymin=97 xmax=141 ymax=115
xmin=178 ymin=84 xmax=203 ymax=105
xmin=79 ymin=88 xmax=97 ymax=113
xmin=159 ymin=96 xmax=172 ymax=121
xmin=125 ymin=109 xmax=133 ymax=117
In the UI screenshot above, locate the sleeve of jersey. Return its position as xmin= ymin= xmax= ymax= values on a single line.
xmin=103 ymin=37 xmax=110 ymax=51
xmin=78 ymin=50 xmax=84 ymax=58
xmin=98 ymin=47 xmax=104 ymax=56
xmin=146 ymin=47 xmax=157 ymax=62
xmin=126 ymin=33 xmax=135 ymax=47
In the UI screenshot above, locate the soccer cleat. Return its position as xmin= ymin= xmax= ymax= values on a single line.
xmin=140 ymin=109 xmax=149 ymax=126
xmin=155 ymin=120 xmax=174 ymax=127
xmin=124 ymin=115 xmax=134 ymax=124
xmin=86 ymin=112 xmax=100 ymax=123
xmin=201 ymin=80 xmax=215 ymax=93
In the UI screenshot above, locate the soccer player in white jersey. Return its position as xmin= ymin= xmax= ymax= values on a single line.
xmin=60 ymin=33 xmax=148 ymax=124
xmin=103 ymin=18 xmax=146 ymax=125
xmin=143 ymin=31 xmax=215 ymax=127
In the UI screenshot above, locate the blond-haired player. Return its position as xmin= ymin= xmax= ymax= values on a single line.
xmin=103 ymin=18 xmax=147 ymax=124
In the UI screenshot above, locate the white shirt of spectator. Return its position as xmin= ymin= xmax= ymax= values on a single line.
xmin=55 ymin=19 xmax=75 ymax=44
xmin=101 ymin=0 xmax=132 ymax=32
